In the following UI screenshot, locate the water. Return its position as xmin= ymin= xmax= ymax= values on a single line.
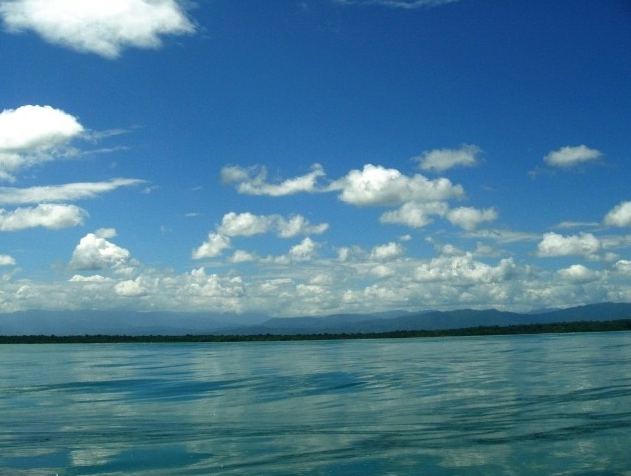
xmin=1 ymin=332 xmax=630 ymax=476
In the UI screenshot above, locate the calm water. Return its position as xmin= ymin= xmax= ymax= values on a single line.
xmin=1 ymin=332 xmax=630 ymax=476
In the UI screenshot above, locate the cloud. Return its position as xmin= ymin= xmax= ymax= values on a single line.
xmin=70 ymin=232 xmax=132 ymax=270
xmin=379 ymin=201 xmax=448 ymax=228
xmin=115 ymin=278 xmax=147 ymax=297
xmin=0 ymin=254 xmax=16 ymax=266
xmin=416 ymin=144 xmax=481 ymax=173
xmin=217 ymin=212 xmax=273 ymax=237
xmin=221 ymin=164 xmax=325 ymax=196
xmin=331 ymin=164 xmax=464 ymax=206
xmin=603 ymin=201 xmax=631 ymax=227
xmin=446 ymin=206 xmax=497 ymax=231
xmin=192 ymin=233 xmax=231 ymax=259
xmin=217 ymin=212 xmax=327 ymax=238
xmin=556 ymin=264 xmax=600 ymax=284
xmin=0 ymin=0 xmax=195 ymax=58
xmin=334 ymin=0 xmax=459 ymax=9
xmin=379 ymin=202 xmax=496 ymax=230
xmin=536 ymin=232 xmax=601 ymax=258
xmin=614 ymin=260 xmax=631 ymax=277
xmin=543 ymin=145 xmax=602 ymax=168
xmin=0 ymin=105 xmax=84 ymax=181
xmin=194 ymin=211 xmax=328 ymax=260
xmin=0 ymin=178 xmax=145 ymax=205
xmin=369 ymin=242 xmax=404 ymax=260
xmin=289 ymin=237 xmax=319 ymax=261
xmin=0 ymin=203 xmax=87 ymax=231
xmin=414 ymin=253 xmax=516 ymax=284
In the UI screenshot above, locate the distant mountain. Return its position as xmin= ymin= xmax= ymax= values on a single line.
xmin=1 ymin=303 xmax=630 ymax=336
xmin=0 ymin=310 xmax=269 ymax=336
xmin=228 ymin=302 xmax=631 ymax=336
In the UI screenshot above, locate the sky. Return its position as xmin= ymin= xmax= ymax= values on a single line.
xmin=0 ymin=0 xmax=630 ymax=318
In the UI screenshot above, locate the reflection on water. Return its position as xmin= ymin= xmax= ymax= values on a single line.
xmin=1 ymin=332 xmax=631 ymax=475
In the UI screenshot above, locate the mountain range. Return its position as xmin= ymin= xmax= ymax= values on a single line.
xmin=1 ymin=302 xmax=630 ymax=336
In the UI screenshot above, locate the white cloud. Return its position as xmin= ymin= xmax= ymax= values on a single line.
xmin=416 ymin=144 xmax=480 ymax=172
xmin=0 ymin=0 xmax=195 ymax=58
xmin=221 ymin=164 xmax=325 ymax=196
xmin=218 ymin=212 xmax=273 ymax=237
xmin=331 ymin=164 xmax=463 ymax=206
xmin=446 ymin=206 xmax=497 ymax=231
xmin=69 ymin=274 xmax=113 ymax=283
xmin=369 ymin=242 xmax=404 ymax=260
xmin=536 ymin=232 xmax=601 ymax=258
xmin=0 ymin=203 xmax=86 ymax=231
xmin=614 ymin=260 xmax=631 ymax=276
xmin=543 ymin=145 xmax=602 ymax=168
xmin=0 ymin=105 xmax=84 ymax=181
xmin=276 ymin=215 xmax=329 ymax=237
xmin=70 ymin=232 xmax=131 ymax=270
xmin=335 ymin=0 xmax=459 ymax=9
xmin=603 ymin=201 xmax=631 ymax=228
xmin=94 ymin=228 xmax=117 ymax=239
xmin=0 ymin=178 xmax=145 ymax=204
xmin=556 ymin=264 xmax=600 ymax=284
xmin=289 ymin=237 xmax=319 ymax=261
xmin=192 ymin=233 xmax=231 ymax=259
xmin=380 ymin=201 xmax=448 ymax=228
xmin=414 ymin=253 xmax=516 ymax=284
xmin=230 ymin=250 xmax=257 ymax=263
xmin=115 ymin=278 xmax=147 ymax=297
xmin=217 ymin=211 xmax=328 ymax=238
xmin=0 ymin=254 xmax=16 ymax=266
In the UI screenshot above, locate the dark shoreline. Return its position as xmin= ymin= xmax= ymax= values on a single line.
xmin=2 ymin=319 xmax=631 ymax=344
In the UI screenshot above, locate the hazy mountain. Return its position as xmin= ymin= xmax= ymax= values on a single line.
xmin=0 ymin=303 xmax=629 ymax=336
xmin=0 ymin=310 xmax=269 ymax=336
xmin=230 ymin=303 xmax=631 ymax=335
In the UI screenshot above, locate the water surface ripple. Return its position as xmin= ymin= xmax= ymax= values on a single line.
xmin=1 ymin=332 xmax=630 ymax=475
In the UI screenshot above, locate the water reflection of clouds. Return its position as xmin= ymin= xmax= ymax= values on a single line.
xmin=2 ymin=334 xmax=631 ymax=475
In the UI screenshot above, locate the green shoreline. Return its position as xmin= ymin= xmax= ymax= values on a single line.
xmin=2 ymin=319 xmax=631 ymax=344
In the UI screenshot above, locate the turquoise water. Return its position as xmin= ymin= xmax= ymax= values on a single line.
xmin=1 ymin=332 xmax=630 ymax=475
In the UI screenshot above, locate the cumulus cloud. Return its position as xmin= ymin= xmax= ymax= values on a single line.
xmin=0 ymin=178 xmax=145 ymax=204
xmin=217 ymin=211 xmax=328 ymax=238
xmin=192 ymin=233 xmax=231 ymax=259
xmin=331 ymin=164 xmax=464 ymax=206
xmin=0 ymin=203 xmax=87 ymax=231
xmin=380 ymin=201 xmax=448 ymax=228
xmin=414 ymin=253 xmax=516 ymax=284
xmin=556 ymin=264 xmax=600 ymax=284
xmin=115 ymin=278 xmax=147 ymax=297
xmin=0 ymin=254 xmax=16 ymax=266
xmin=221 ymin=164 xmax=325 ymax=196
xmin=70 ymin=232 xmax=132 ymax=270
xmin=603 ymin=201 xmax=631 ymax=228
xmin=289 ymin=237 xmax=319 ymax=261
xmin=446 ymin=206 xmax=497 ymax=231
xmin=416 ymin=144 xmax=481 ymax=173
xmin=543 ymin=145 xmax=602 ymax=168
xmin=536 ymin=232 xmax=601 ymax=258
xmin=369 ymin=242 xmax=404 ymax=260
xmin=0 ymin=105 xmax=84 ymax=181
xmin=614 ymin=260 xmax=631 ymax=276
xmin=0 ymin=0 xmax=195 ymax=58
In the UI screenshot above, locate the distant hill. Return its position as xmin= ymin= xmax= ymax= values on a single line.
xmin=1 ymin=303 xmax=630 ymax=336
xmin=228 ymin=302 xmax=631 ymax=335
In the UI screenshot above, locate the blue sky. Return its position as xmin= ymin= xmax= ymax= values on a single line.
xmin=1 ymin=0 xmax=630 ymax=317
